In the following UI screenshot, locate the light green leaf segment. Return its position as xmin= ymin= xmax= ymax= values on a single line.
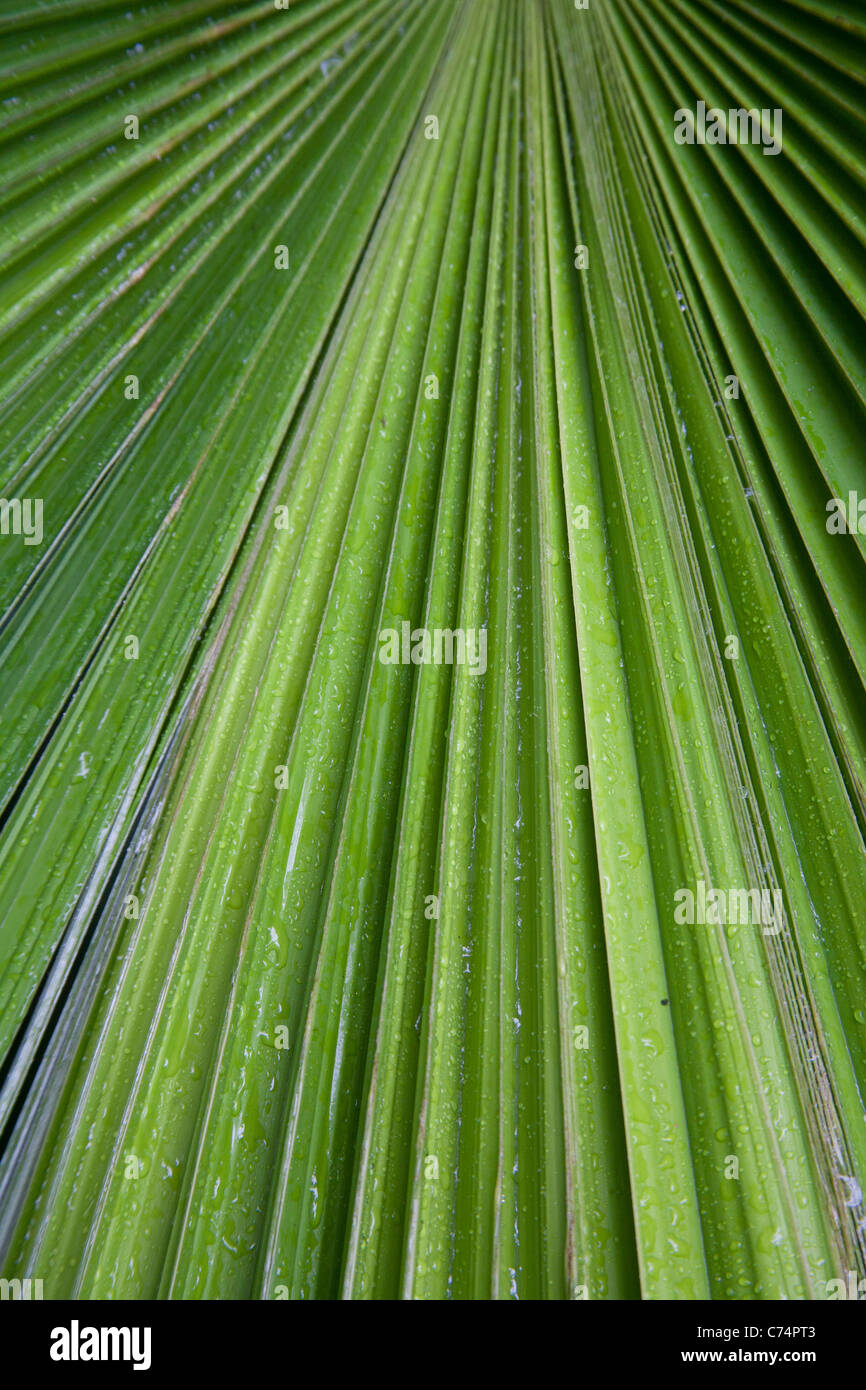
xmin=0 ymin=0 xmax=864 ymax=1299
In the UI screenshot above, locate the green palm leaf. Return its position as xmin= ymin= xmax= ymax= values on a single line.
xmin=0 ymin=0 xmax=864 ymax=1300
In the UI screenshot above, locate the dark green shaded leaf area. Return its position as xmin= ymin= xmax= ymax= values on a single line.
xmin=0 ymin=0 xmax=864 ymax=1300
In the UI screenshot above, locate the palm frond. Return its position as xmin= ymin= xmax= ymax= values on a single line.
xmin=1 ymin=0 xmax=864 ymax=1301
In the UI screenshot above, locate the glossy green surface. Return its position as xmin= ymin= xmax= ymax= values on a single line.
xmin=0 ymin=0 xmax=864 ymax=1299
